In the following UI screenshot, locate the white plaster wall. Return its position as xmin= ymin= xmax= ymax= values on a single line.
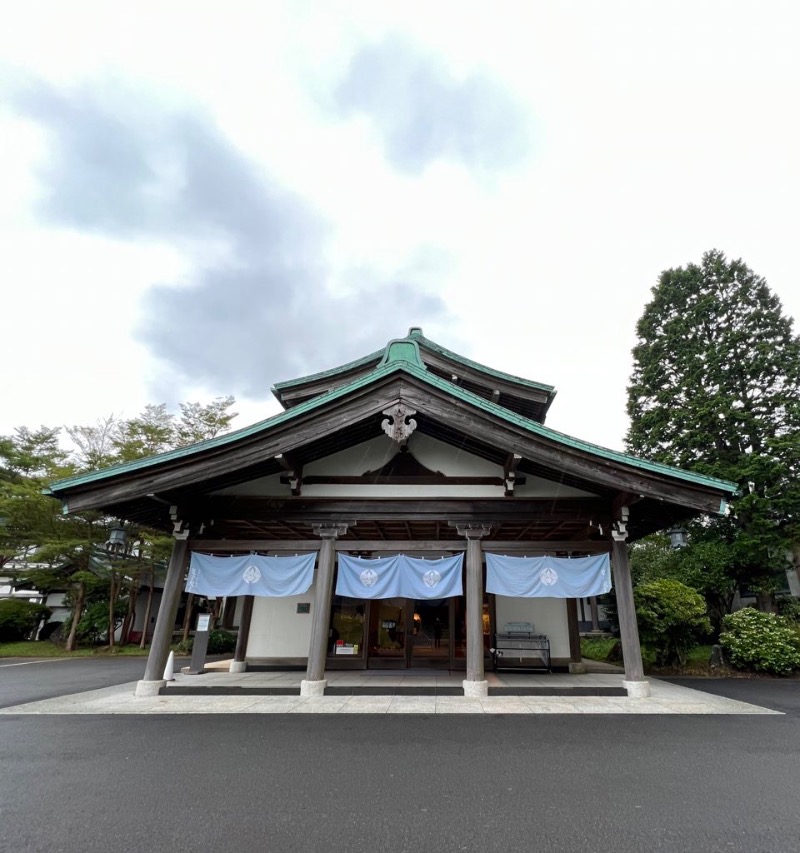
xmin=493 ymin=597 xmax=570 ymax=660
xmin=247 ymin=584 xmax=316 ymax=658
xmin=306 ymin=436 xmax=397 ymax=475
xmin=410 ymin=433 xmax=500 ymax=476
xmin=211 ymin=432 xmax=599 ymax=499
xmin=213 ymin=472 xmax=284 ymax=496
xmin=513 ymin=477 xmax=597 ymax=498
xmin=132 ymin=589 xmax=163 ymax=635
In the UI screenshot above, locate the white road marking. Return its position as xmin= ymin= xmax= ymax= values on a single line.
xmin=0 ymin=658 xmax=75 ymax=668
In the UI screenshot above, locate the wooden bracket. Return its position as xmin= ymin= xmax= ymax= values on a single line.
xmin=503 ymin=453 xmax=522 ymax=497
xmin=275 ymin=453 xmax=303 ymax=496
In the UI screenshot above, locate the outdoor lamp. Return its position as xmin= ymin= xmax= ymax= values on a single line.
xmin=105 ymin=525 xmax=128 ymax=556
xmin=667 ymin=527 xmax=688 ymax=550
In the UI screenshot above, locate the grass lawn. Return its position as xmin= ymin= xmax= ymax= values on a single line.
xmin=0 ymin=641 xmax=153 ymax=658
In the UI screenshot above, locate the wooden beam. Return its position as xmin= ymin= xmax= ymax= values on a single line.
xmin=194 ymin=496 xmax=609 ymax=523
xmin=291 ymin=475 xmax=512 ymax=486
xmin=186 ymin=538 xmax=610 ymax=553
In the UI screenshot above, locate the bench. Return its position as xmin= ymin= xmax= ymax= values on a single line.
xmin=490 ymin=622 xmax=551 ymax=673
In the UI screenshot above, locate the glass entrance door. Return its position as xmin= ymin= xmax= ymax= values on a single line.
xmin=368 ymin=597 xmax=407 ymax=664
xmin=407 ymin=599 xmax=450 ymax=667
xmin=367 ymin=597 xmax=454 ymax=668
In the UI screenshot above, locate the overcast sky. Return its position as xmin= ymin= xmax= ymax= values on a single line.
xmin=2 ymin=1 xmax=799 ymax=453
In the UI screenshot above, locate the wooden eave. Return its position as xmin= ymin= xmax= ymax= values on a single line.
xmin=48 ymin=364 xmax=736 ymax=544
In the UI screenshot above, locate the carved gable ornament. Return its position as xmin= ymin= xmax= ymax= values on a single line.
xmin=381 ymin=402 xmax=417 ymax=445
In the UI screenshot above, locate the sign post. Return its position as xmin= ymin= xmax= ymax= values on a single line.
xmin=187 ymin=612 xmax=212 ymax=675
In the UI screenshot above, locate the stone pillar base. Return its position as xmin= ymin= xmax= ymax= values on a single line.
xmin=135 ymin=679 xmax=166 ymax=698
xmin=623 ymin=679 xmax=651 ymax=698
xmin=462 ymin=679 xmax=489 ymax=697
xmin=300 ymin=679 xmax=327 ymax=697
xmin=569 ymin=661 xmax=588 ymax=674
xmin=229 ymin=660 xmax=247 ymax=673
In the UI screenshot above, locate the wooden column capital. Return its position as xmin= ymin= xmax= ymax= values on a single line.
xmin=611 ymin=505 xmax=629 ymax=542
xmin=455 ymin=523 xmax=492 ymax=541
xmin=312 ymin=522 xmax=350 ymax=540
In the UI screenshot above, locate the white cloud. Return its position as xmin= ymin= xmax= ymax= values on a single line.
xmin=1 ymin=0 xmax=799 ymax=454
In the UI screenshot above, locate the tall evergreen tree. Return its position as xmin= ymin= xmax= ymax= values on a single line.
xmin=626 ymin=249 xmax=800 ymax=600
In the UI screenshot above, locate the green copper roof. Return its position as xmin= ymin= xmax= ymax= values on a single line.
xmin=48 ymin=351 xmax=737 ymax=500
xmin=407 ymin=327 xmax=555 ymax=396
xmin=272 ymin=327 xmax=556 ymax=400
xmin=271 ymin=348 xmax=384 ymax=393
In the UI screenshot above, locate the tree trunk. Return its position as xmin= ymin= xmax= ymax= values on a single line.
xmin=756 ymin=592 xmax=775 ymax=613
xmin=139 ymin=566 xmax=156 ymax=649
xmin=65 ymin=581 xmax=86 ymax=652
xmin=120 ymin=576 xmax=139 ymax=646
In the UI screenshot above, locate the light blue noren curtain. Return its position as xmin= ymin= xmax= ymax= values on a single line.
xmin=336 ymin=553 xmax=464 ymax=599
xmin=485 ymin=553 xmax=611 ymax=598
xmin=185 ymin=553 xmax=316 ymax=597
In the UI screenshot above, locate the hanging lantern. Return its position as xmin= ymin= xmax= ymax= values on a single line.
xmin=667 ymin=527 xmax=688 ymax=550
xmin=105 ymin=525 xmax=128 ymax=556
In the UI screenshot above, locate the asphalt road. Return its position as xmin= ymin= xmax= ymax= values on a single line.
xmin=2 ymin=712 xmax=799 ymax=853
xmin=665 ymin=677 xmax=800 ymax=718
xmin=0 ymin=656 xmax=175 ymax=708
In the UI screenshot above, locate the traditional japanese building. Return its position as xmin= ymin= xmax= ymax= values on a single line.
xmin=46 ymin=328 xmax=737 ymax=698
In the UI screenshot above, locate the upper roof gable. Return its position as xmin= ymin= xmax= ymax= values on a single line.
xmin=272 ymin=328 xmax=557 ymax=422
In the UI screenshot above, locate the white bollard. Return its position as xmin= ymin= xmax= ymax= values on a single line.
xmin=163 ymin=650 xmax=175 ymax=682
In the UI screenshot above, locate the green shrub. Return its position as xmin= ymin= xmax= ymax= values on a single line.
xmin=580 ymin=637 xmax=617 ymax=661
xmin=0 ymin=599 xmax=51 ymax=642
xmin=77 ymin=600 xmax=126 ymax=645
xmin=172 ymin=638 xmax=193 ymax=655
xmin=207 ymin=629 xmax=237 ymax=654
xmin=719 ymin=608 xmax=800 ymax=675
xmin=634 ymin=579 xmax=711 ymax=667
xmin=775 ymin=596 xmax=800 ymax=624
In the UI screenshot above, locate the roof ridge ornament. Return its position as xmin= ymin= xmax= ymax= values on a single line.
xmin=382 ymin=402 xmax=417 ymax=445
xmin=379 ymin=337 xmax=426 ymax=369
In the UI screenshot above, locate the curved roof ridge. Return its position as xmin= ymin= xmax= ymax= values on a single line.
xmin=411 ymin=330 xmax=556 ymax=395
xmin=272 ymin=327 xmax=556 ymax=400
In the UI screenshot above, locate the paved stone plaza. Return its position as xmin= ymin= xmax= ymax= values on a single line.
xmin=0 ymin=668 xmax=780 ymax=715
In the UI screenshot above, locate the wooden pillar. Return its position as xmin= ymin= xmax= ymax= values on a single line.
xmin=230 ymin=595 xmax=254 ymax=672
xmin=566 ymin=598 xmax=586 ymax=673
xmin=137 ymin=534 xmax=188 ymax=695
xmin=222 ymin=595 xmax=237 ymax=629
xmin=302 ymin=523 xmax=347 ymax=695
xmin=457 ymin=523 xmax=491 ymax=695
xmin=612 ymin=534 xmax=648 ymax=695
xmin=590 ymin=596 xmax=601 ymax=632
